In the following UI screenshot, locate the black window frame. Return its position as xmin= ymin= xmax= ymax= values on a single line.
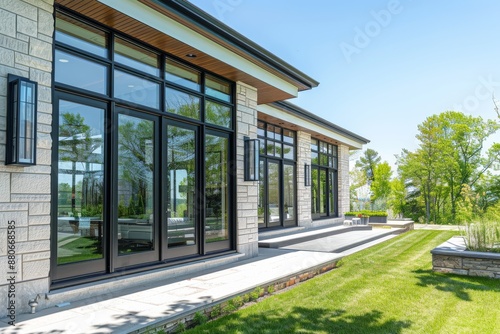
xmin=257 ymin=121 xmax=297 ymax=228
xmin=51 ymin=8 xmax=237 ymax=288
xmin=311 ymin=139 xmax=338 ymax=219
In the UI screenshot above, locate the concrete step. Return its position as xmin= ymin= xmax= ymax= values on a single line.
xmin=280 ymin=228 xmax=398 ymax=253
xmin=258 ymin=225 xmax=372 ymax=248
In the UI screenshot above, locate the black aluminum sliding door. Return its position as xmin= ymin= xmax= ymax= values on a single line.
xmin=114 ymin=108 xmax=159 ymax=268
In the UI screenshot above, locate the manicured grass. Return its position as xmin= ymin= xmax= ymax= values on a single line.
xmin=186 ymin=230 xmax=500 ymax=333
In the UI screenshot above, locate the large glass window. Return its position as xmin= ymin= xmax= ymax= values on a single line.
xmin=205 ymin=74 xmax=231 ymax=102
xmin=165 ymin=88 xmax=200 ymax=120
xmin=258 ymin=121 xmax=296 ymax=228
xmin=114 ymin=37 xmax=159 ymax=76
xmin=53 ymin=10 xmax=235 ymax=283
xmin=205 ymin=100 xmax=231 ymax=128
xmin=56 ymin=100 xmax=105 ymax=265
xmin=205 ymin=134 xmax=229 ymax=244
xmin=114 ymin=70 xmax=160 ymax=109
xmin=117 ymin=114 xmax=155 ymax=255
xmin=166 ymin=59 xmax=201 ymax=91
xmin=311 ymin=139 xmax=338 ymax=218
xmin=167 ymin=125 xmax=197 ymax=248
xmin=55 ymin=12 xmax=108 ymax=57
xmin=55 ymin=50 xmax=107 ymax=95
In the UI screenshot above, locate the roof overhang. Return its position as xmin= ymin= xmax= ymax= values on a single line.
xmin=258 ymin=101 xmax=370 ymax=150
xmin=56 ymin=0 xmax=319 ymax=104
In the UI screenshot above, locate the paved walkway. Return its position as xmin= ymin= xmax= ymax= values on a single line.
xmin=0 ymin=225 xmax=413 ymax=334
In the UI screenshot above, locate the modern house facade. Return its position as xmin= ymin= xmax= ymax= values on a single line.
xmin=0 ymin=0 xmax=368 ymax=317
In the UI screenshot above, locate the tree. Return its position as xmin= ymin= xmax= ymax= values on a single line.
xmin=396 ymin=110 xmax=500 ymax=224
xmin=371 ymin=162 xmax=392 ymax=209
xmin=388 ymin=177 xmax=406 ymax=218
xmin=355 ymin=148 xmax=381 ymax=183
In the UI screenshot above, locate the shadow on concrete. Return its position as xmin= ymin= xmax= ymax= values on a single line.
xmin=187 ymin=307 xmax=412 ymax=333
xmin=413 ymin=269 xmax=500 ymax=301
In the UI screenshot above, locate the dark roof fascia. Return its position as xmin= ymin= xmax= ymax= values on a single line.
xmin=272 ymin=101 xmax=370 ymax=145
xmin=152 ymin=0 xmax=319 ymax=90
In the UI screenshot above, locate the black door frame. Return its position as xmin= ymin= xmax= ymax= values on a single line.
xmin=51 ymin=92 xmax=108 ymax=281
xmin=112 ymin=107 xmax=161 ymax=269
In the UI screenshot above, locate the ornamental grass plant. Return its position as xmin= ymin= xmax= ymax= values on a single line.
xmin=461 ymin=220 xmax=500 ymax=253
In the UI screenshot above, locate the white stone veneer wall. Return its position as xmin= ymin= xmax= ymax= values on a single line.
xmin=0 ymin=0 xmax=54 ymax=318
xmin=296 ymin=131 xmax=312 ymax=227
xmin=235 ymin=82 xmax=259 ymax=258
xmin=338 ymin=144 xmax=350 ymax=216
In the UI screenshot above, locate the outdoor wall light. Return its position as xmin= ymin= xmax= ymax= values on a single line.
xmin=244 ymin=137 xmax=260 ymax=181
xmin=6 ymin=74 xmax=37 ymax=166
xmin=305 ymin=163 xmax=311 ymax=186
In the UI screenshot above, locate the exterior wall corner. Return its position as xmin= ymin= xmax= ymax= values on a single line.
xmin=235 ymin=82 xmax=259 ymax=258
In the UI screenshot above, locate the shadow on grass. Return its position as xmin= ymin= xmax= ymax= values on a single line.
xmin=188 ymin=307 xmax=411 ymax=333
xmin=413 ymin=269 xmax=500 ymax=301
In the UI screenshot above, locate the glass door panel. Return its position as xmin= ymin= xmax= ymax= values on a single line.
xmin=311 ymin=167 xmax=319 ymax=217
xmin=283 ymin=164 xmax=295 ymax=225
xmin=166 ymin=124 xmax=198 ymax=257
xmin=329 ymin=171 xmax=338 ymax=217
xmin=258 ymin=159 xmax=266 ymax=228
xmin=267 ymin=161 xmax=281 ymax=227
xmin=205 ymin=133 xmax=230 ymax=251
xmin=115 ymin=112 xmax=157 ymax=266
xmin=55 ymin=97 xmax=106 ymax=279
xmin=319 ymin=169 xmax=327 ymax=216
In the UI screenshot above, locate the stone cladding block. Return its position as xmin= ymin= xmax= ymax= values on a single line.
xmin=297 ymin=131 xmax=312 ymax=227
xmin=338 ymin=144 xmax=350 ymax=216
xmin=235 ymin=82 xmax=259 ymax=259
xmin=0 ymin=0 xmax=54 ymax=319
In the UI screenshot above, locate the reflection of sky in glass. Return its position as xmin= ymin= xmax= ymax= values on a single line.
xmin=55 ymin=31 xmax=107 ymax=57
xmin=55 ymin=50 xmax=107 ymax=94
xmin=114 ymin=70 xmax=160 ymax=109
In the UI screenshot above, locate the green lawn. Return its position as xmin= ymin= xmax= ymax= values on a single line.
xmin=186 ymin=230 xmax=500 ymax=333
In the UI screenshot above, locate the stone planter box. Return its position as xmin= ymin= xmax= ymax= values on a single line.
xmin=431 ymin=236 xmax=500 ymax=279
xmin=368 ymin=216 xmax=388 ymax=223
xmin=345 ymin=215 xmax=387 ymax=224
xmin=344 ymin=215 xmax=369 ymax=225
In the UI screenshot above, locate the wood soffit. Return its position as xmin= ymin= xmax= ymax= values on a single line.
xmin=55 ymin=0 xmax=310 ymax=105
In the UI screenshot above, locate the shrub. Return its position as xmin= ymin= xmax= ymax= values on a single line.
xmin=193 ymin=311 xmax=208 ymax=326
xmin=210 ymin=304 xmax=221 ymax=318
xmin=345 ymin=210 xmax=387 ymax=217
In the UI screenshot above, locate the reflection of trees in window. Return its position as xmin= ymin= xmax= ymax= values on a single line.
xmin=205 ymin=100 xmax=231 ymax=128
xmin=59 ymin=112 xmax=103 ymax=217
xmin=165 ymin=88 xmax=200 ymax=120
xmin=205 ymin=134 xmax=229 ymax=241
xmin=117 ymin=116 xmax=154 ymax=218
xmin=283 ymin=165 xmax=295 ymax=220
xmin=167 ymin=126 xmax=195 ymax=218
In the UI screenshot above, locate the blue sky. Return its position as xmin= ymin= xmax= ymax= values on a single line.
xmin=188 ymin=0 xmax=500 ymax=169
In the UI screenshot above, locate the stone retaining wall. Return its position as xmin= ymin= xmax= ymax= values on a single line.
xmin=431 ymin=236 xmax=500 ymax=279
xmin=138 ymin=259 xmax=341 ymax=333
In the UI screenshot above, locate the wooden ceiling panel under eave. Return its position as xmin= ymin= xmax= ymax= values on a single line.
xmin=55 ymin=0 xmax=300 ymax=104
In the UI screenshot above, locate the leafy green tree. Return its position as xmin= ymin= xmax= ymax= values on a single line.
xmin=397 ymin=111 xmax=500 ymax=224
xmin=355 ymin=148 xmax=381 ymax=183
xmin=371 ymin=162 xmax=392 ymax=210
xmin=388 ymin=177 xmax=407 ymax=218
xmin=438 ymin=111 xmax=500 ymax=221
